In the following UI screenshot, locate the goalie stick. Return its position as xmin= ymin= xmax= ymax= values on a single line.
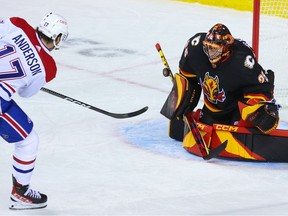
xmin=155 ymin=42 xmax=227 ymax=160
xmin=41 ymin=87 xmax=148 ymax=119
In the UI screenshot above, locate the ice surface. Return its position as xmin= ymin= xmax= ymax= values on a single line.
xmin=0 ymin=0 xmax=288 ymax=215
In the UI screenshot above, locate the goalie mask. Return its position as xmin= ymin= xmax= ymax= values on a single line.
xmin=203 ymin=23 xmax=234 ymax=66
xmin=38 ymin=12 xmax=69 ymax=50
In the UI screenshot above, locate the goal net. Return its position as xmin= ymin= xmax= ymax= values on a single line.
xmin=178 ymin=0 xmax=288 ymax=107
xmin=254 ymin=0 xmax=288 ymax=107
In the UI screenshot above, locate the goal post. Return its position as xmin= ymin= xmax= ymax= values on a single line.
xmin=252 ymin=0 xmax=288 ymax=59
xmin=253 ymin=0 xmax=288 ymax=107
xmin=252 ymin=0 xmax=260 ymax=59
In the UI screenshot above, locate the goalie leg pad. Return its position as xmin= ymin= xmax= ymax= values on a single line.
xmin=168 ymin=117 xmax=184 ymax=141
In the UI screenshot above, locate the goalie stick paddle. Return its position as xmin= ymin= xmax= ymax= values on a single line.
xmin=41 ymin=87 xmax=148 ymax=119
xmin=155 ymin=42 xmax=227 ymax=160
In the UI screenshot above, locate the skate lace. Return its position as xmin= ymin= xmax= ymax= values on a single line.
xmin=24 ymin=188 xmax=41 ymax=199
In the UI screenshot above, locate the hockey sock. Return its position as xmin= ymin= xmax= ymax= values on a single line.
xmin=12 ymin=130 xmax=39 ymax=185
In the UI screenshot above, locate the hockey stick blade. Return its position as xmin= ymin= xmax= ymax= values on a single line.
xmin=41 ymin=87 xmax=148 ymax=119
xmin=97 ymin=106 xmax=149 ymax=119
xmin=203 ymin=140 xmax=228 ymax=160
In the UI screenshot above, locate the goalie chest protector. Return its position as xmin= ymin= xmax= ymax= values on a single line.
xmin=179 ymin=33 xmax=273 ymax=124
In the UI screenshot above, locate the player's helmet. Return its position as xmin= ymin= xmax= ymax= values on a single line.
xmin=203 ymin=23 xmax=234 ymax=65
xmin=38 ymin=12 xmax=69 ymax=49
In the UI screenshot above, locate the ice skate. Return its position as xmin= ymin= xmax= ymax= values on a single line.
xmin=9 ymin=176 xmax=47 ymax=210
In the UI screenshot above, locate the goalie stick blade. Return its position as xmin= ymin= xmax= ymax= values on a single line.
xmin=203 ymin=140 xmax=228 ymax=160
xmin=102 ymin=106 xmax=149 ymax=119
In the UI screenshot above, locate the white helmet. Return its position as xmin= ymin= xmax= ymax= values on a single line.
xmin=38 ymin=12 xmax=69 ymax=49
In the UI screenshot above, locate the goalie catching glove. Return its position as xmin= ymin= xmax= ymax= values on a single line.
xmin=239 ymin=100 xmax=280 ymax=134
xmin=160 ymin=73 xmax=201 ymax=119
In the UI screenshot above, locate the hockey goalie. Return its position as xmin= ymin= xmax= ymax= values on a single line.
xmin=160 ymin=23 xmax=288 ymax=162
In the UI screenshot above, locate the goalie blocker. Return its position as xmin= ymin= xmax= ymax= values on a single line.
xmin=160 ymin=73 xmax=201 ymax=141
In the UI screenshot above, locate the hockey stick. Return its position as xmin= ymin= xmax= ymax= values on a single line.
xmin=184 ymin=114 xmax=227 ymax=160
xmin=40 ymin=87 xmax=148 ymax=119
xmin=155 ymin=42 xmax=227 ymax=160
xmin=155 ymin=43 xmax=174 ymax=82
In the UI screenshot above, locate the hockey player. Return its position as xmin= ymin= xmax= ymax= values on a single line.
xmin=0 ymin=12 xmax=69 ymax=210
xmin=161 ymin=23 xmax=279 ymax=140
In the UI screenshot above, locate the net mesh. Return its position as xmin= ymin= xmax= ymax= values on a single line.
xmin=258 ymin=0 xmax=288 ymax=107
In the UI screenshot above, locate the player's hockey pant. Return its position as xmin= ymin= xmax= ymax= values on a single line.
xmin=0 ymin=98 xmax=38 ymax=185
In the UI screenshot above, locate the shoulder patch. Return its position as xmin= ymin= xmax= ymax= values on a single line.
xmin=244 ymin=55 xmax=255 ymax=69
xmin=191 ymin=35 xmax=201 ymax=46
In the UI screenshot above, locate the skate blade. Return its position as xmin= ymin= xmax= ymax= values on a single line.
xmin=9 ymin=201 xmax=47 ymax=210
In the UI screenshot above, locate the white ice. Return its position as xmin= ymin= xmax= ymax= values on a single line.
xmin=1 ymin=0 xmax=288 ymax=215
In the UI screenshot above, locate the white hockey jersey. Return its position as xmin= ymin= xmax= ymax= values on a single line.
xmin=0 ymin=17 xmax=57 ymax=101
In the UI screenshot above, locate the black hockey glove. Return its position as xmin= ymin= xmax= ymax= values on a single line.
xmin=245 ymin=101 xmax=280 ymax=134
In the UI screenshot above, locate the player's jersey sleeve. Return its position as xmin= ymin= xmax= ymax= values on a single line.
xmin=179 ymin=33 xmax=207 ymax=78
xmin=177 ymin=33 xmax=205 ymax=110
xmin=0 ymin=17 xmax=57 ymax=100
xmin=235 ymin=40 xmax=274 ymax=104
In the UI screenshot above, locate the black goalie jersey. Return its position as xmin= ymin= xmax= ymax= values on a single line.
xmin=179 ymin=33 xmax=274 ymax=125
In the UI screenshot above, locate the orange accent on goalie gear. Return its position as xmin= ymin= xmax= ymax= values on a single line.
xmin=179 ymin=69 xmax=197 ymax=78
xmin=174 ymin=73 xmax=189 ymax=109
xmin=238 ymin=101 xmax=263 ymax=121
xmin=204 ymin=97 xmax=222 ymax=112
xmin=244 ymin=93 xmax=271 ymax=105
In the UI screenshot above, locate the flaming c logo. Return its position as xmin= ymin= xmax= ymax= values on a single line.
xmin=202 ymin=72 xmax=226 ymax=104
